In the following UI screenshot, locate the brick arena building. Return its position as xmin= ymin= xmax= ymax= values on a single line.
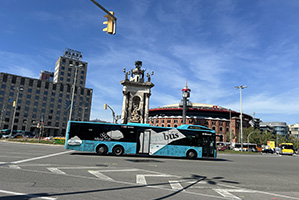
xmin=148 ymin=103 xmax=252 ymax=143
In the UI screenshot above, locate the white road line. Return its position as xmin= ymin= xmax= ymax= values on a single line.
xmin=11 ymin=150 xmax=74 ymax=164
xmin=0 ymin=189 xmax=56 ymax=200
xmin=9 ymin=165 xmax=21 ymax=169
xmin=169 ymin=180 xmax=184 ymax=190
xmin=96 ymin=168 xmax=140 ymax=172
xmin=56 ymin=166 xmax=116 ymax=169
xmin=136 ymin=174 xmax=178 ymax=185
xmin=48 ymin=168 xmax=66 ymax=175
xmin=214 ymin=189 xmax=242 ymax=200
xmin=88 ymin=170 xmax=114 ymax=181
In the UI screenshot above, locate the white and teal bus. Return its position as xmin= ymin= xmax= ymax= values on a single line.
xmin=65 ymin=121 xmax=217 ymax=159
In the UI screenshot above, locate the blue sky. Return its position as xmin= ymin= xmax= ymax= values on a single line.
xmin=0 ymin=0 xmax=299 ymax=125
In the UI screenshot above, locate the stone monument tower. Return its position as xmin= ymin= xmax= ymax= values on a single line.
xmin=121 ymin=61 xmax=154 ymax=124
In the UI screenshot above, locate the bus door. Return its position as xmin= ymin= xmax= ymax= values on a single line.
xmin=202 ymin=136 xmax=215 ymax=157
xmin=138 ymin=130 xmax=151 ymax=154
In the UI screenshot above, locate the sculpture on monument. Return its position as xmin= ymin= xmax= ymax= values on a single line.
xmin=121 ymin=61 xmax=154 ymax=124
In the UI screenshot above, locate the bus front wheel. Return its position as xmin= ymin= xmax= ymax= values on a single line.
xmin=113 ymin=146 xmax=124 ymax=156
xmin=186 ymin=150 xmax=197 ymax=159
xmin=96 ymin=145 xmax=108 ymax=155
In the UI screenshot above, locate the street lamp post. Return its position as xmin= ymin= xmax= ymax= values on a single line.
xmin=0 ymin=105 xmax=6 ymax=130
xmin=68 ymin=64 xmax=82 ymax=122
xmin=81 ymin=107 xmax=88 ymax=121
xmin=229 ymin=109 xmax=232 ymax=146
xmin=247 ymin=131 xmax=259 ymax=151
xmin=10 ymin=87 xmax=23 ymax=136
xmin=104 ymin=104 xmax=117 ymax=123
xmin=235 ymin=85 xmax=247 ymax=152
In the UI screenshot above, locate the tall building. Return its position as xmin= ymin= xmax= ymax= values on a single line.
xmin=0 ymin=49 xmax=93 ymax=136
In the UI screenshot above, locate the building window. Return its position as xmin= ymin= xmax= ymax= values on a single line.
xmin=219 ymin=127 xmax=223 ymax=132
xmin=12 ymin=76 xmax=16 ymax=84
xmin=2 ymin=74 xmax=7 ymax=82
xmin=20 ymin=78 xmax=25 ymax=85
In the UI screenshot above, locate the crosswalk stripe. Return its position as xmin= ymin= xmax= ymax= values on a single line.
xmin=9 ymin=165 xmax=21 ymax=169
xmin=169 ymin=180 xmax=184 ymax=190
xmin=136 ymin=174 xmax=177 ymax=185
xmin=88 ymin=170 xmax=114 ymax=181
xmin=48 ymin=168 xmax=66 ymax=175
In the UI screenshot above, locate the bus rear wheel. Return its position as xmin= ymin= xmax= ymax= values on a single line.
xmin=186 ymin=150 xmax=197 ymax=159
xmin=96 ymin=145 xmax=108 ymax=155
xmin=113 ymin=146 xmax=124 ymax=156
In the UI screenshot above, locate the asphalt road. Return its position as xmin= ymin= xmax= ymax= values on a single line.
xmin=0 ymin=141 xmax=298 ymax=200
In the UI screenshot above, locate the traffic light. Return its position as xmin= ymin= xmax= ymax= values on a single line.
xmin=104 ymin=104 xmax=107 ymax=110
xmin=103 ymin=11 xmax=115 ymax=34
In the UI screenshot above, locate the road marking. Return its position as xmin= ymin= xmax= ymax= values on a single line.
xmin=94 ymin=168 xmax=140 ymax=172
xmin=0 ymin=189 xmax=56 ymax=200
xmin=88 ymin=170 xmax=114 ymax=181
xmin=214 ymin=189 xmax=243 ymax=199
xmin=9 ymin=165 xmax=21 ymax=169
xmin=11 ymin=150 xmax=74 ymax=164
xmin=169 ymin=180 xmax=184 ymax=190
xmin=48 ymin=168 xmax=66 ymax=175
xmin=136 ymin=174 xmax=178 ymax=185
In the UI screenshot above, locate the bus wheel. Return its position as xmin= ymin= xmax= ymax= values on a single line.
xmin=96 ymin=145 xmax=108 ymax=155
xmin=186 ymin=150 xmax=197 ymax=159
xmin=113 ymin=146 xmax=124 ymax=156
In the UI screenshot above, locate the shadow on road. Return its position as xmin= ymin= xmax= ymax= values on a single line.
xmin=0 ymin=173 xmax=239 ymax=200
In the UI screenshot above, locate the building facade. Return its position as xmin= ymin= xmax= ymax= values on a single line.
xmin=259 ymin=122 xmax=288 ymax=136
xmin=288 ymin=123 xmax=299 ymax=138
xmin=0 ymin=49 xmax=92 ymax=136
xmin=148 ymin=103 xmax=252 ymax=143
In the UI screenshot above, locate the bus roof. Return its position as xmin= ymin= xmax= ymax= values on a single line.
xmin=69 ymin=121 xmax=214 ymax=132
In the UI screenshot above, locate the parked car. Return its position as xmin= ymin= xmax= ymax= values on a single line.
xmin=2 ymin=130 xmax=25 ymax=139
xmin=217 ymin=145 xmax=230 ymax=151
xmin=24 ymin=131 xmax=35 ymax=138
